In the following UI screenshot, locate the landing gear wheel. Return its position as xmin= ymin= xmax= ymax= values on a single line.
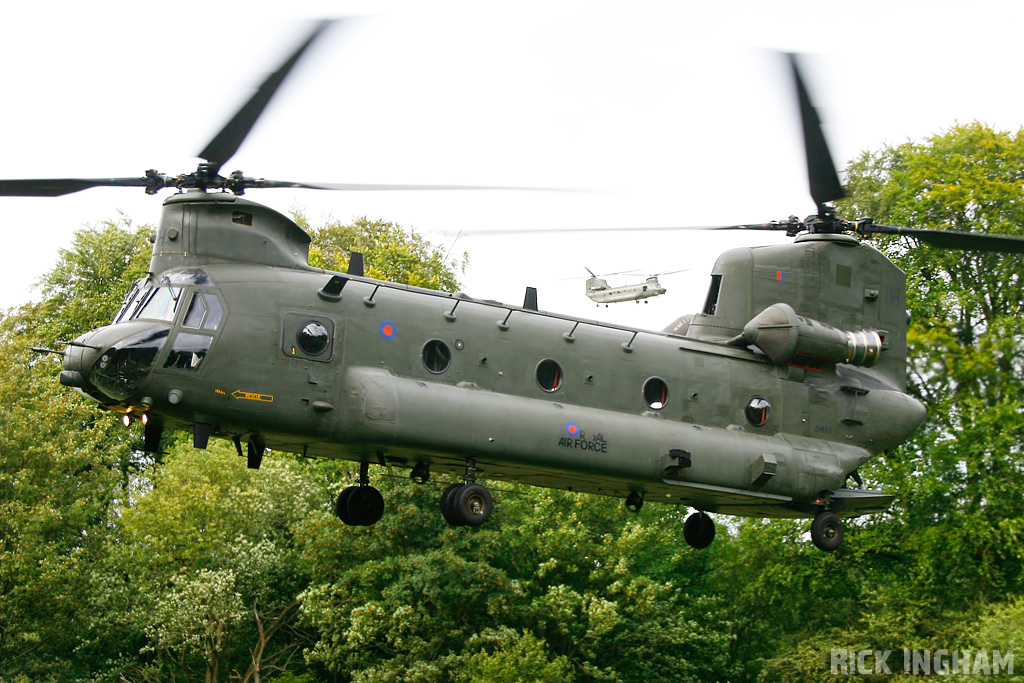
xmin=448 ymin=483 xmax=493 ymax=527
xmin=683 ymin=511 xmax=716 ymax=549
xmin=335 ymin=487 xmax=356 ymax=525
xmin=625 ymin=490 xmax=644 ymax=513
xmin=335 ymin=485 xmax=384 ymax=526
xmin=439 ymin=483 xmax=463 ymax=525
xmin=811 ymin=511 xmax=844 ymax=551
xmin=348 ymin=486 xmax=385 ymax=526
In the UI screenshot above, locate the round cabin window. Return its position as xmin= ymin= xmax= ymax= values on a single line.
xmin=745 ymin=396 xmax=771 ymax=427
xmin=643 ymin=377 xmax=669 ymax=409
xmin=422 ymin=339 xmax=452 ymax=374
xmin=536 ymin=359 xmax=563 ymax=392
xmin=296 ymin=321 xmax=330 ymax=356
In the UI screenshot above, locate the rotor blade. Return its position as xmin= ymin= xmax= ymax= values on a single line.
xmin=559 ymin=268 xmax=640 ymax=281
xmin=250 ymin=179 xmax=560 ymax=192
xmin=709 ymin=222 xmax=798 ymax=232
xmin=449 ymin=223 xmax=788 ymax=237
xmin=198 ymin=20 xmax=334 ymax=174
xmin=0 ymin=177 xmax=152 ymax=196
xmin=788 ymin=53 xmax=844 ymax=209
xmin=869 ymin=224 xmax=1024 ymax=253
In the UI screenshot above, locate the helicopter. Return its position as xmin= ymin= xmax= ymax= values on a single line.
xmin=5 ymin=22 xmax=1024 ymax=553
xmin=582 ymin=267 xmax=688 ymax=305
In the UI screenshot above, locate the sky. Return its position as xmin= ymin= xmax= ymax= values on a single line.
xmin=2 ymin=1 xmax=1023 ymax=332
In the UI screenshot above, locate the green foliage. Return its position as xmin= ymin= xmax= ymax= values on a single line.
xmin=29 ymin=216 xmax=153 ymax=345
xmin=94 ymin=443 xmax=326 ymax=683
xmin=839 ymin=121 xmax=1024 ymax=605
xmin=457 ymin=630 xmax=574 ymax=683
xmin=295 ymin=212 xmax=466 ymax=293
xmin=295 ymin=482 xmax=734 ymax=682
xmin=0 ymin=320 xmax=137 ymax=680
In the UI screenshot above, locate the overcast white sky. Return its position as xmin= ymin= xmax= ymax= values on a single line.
xmin=2 ymin=1 xmax=1022 ymax=331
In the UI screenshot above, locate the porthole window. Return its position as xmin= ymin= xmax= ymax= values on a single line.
xmin=536 ymin=359 xmax=563 ymax=392
xmin=745 ymin=396 xmax=771 ymax=427
xmin=283 ymin=313 xmax=334 ymax=362
xmin=643 ymin=377 xmax=669 ymax=409
xmin=422 ymin=339 xmax=452 ymax=374
xmin=297 ymin=321 xmax=330 ymax=356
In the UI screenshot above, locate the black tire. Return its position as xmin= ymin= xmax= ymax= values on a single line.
xmin=346 ymin=486 xmax=385 ymax=526
xmin=335 ymin=486 xmax=356 ymax=525
xmin=683 ymin=511 xmax=716 ymax=549
xmin=811 ymin=511 xmax=844 ymax=551
xmin=440 ymin=483 xmax=464 ymax=525
xmin=451 ymin=483 xmax=493 ymax=527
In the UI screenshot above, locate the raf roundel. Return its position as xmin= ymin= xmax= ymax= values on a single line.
xmin=379 ymin=320 xmax=397 ymax=340
xmin=565 ymin=422 xmax=580 ymax=437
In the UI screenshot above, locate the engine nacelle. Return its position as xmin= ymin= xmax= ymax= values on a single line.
xmin=741 ymin=303 xmax=883 ymax=369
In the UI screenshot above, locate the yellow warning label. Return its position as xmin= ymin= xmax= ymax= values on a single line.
xmin=231 ymin=390 xmax=274 ymax=403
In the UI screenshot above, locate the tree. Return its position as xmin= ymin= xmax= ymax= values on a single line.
xmin=90 ymin=442 xmax=328 ymax=683
xmin=0 ymin=216 xmax=156 ymax=681
xmin=296 ymin=481 xmax=736 ymax=682
xmin=457 ymin=630 xmax=575 ymax=683
xmin=296 ymin=213 xmax=467 ymax=293
xmin=838 ymin=122 xmax=1024 ymax=601
xmin=0 ymin=319 xmax=139 ymax=681
xmin=30 ymin=216 xmax=153 ymax=346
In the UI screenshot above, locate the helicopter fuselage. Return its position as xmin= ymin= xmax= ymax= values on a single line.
xmin=585 ymin=275 xmax=667 ymax=304
xmin=61 ymin=193 xmax=926 ymax=520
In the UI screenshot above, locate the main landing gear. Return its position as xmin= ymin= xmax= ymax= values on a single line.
xmin=335 ymin=461 xmax=385 ymax=527
xmin=333 ymin=459 xmax=497 ymax=528
xmin=683 ymin=511 xmax=716 ymax=549
xmin=439 ymin=459 xmax=493 ymax=527
xmin=810 ymin=510 xmax=844 ymax=551
xmin=440 ymin=482 xmax=493 ymax=526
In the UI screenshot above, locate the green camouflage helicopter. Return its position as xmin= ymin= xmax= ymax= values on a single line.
xmin=582 ymin=268 xmax=687 ymax=305
xmin=5 ymin=22 xmax=1023 ymax=552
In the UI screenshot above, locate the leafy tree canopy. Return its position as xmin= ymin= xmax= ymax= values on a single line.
xmin=295 ymin=212 xmax=467 ymax=293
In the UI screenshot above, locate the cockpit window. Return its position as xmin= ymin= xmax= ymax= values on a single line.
xmin=203 ymin=294 xmax=224 ymax=330
xmin=182 ymin=293 xmax=206 ymax=328
xmin=164 ymin=332 xmax=213 ymax=371
xmin=702 ymin=274 xmax=723 ymax=316
xmin=113 ymin=281 xmax=144 ymax=323
xmin=182 ymin=292 xmax=224 ymax=330
xmin=134 ymin=287 xmax=182 ymax=322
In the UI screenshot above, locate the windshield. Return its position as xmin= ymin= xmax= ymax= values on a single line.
xmin=133 ymin=287 xmax=183 ymax=323
xmin=112 ymin=280 xmax=144 ymax=324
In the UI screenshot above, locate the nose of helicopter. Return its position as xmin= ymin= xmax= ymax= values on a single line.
xmin=59 ymin=330 xmax=105 ymax=390
xmin=59 ymin=322 xmax=171 ymax=402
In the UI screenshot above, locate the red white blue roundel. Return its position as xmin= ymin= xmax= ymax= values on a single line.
xmin=379 ymin=320 xmax=397 ymax=340
xmin=565 ymin=422 xmax=580 ymax=437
